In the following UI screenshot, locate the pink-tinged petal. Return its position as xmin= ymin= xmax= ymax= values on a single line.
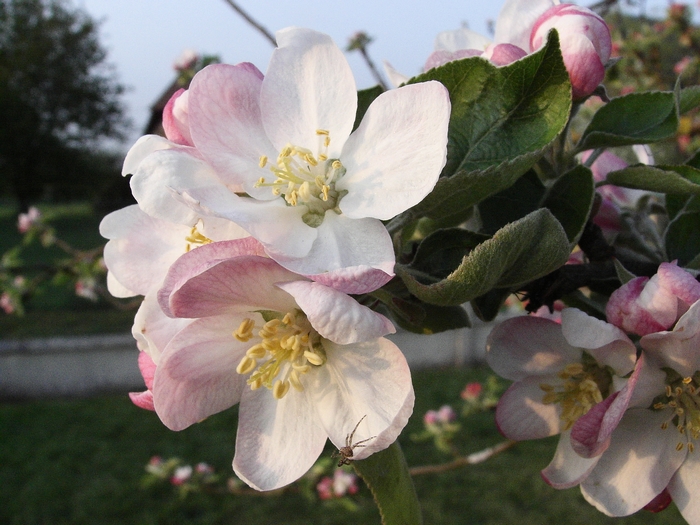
xmin=657 ymin=262 xmax=700 ymax=306
xmin=625 ymin=352 xmax=667 ymax=409
xmin=158 ymin=238 xmax=267 ymax=317
xmin=641 ymin=300 xmax=700 ymax=378
xmin=560 ymin=34 xmax=606 ymax=99
xmin=180 ymin=184 xmax=316 ymax=260
xmin=494 ymin=0 xmax=554 ymax=50
xmin=483 ymin=43 xmax=527 ymax=66
xmin=163 ymin=88 xmax=193 ymax=146
xmin=307 ymin=265 xmax=393 ymax=295
xmin=434 ymin=27 xmax=491 ymax=53
xmin=337 ymin=81 xmax=449 ymax=220
xmin=233 ymin=386 xmax=327 ymax=491
xmin=310 ymin=338 xmax=414 ymax=460
xmin=129 ymin=390 xmax=154 ymax=411
xmin=262 ymin=28 xmax=356 ymax=157
xmin=580 ymin=408 xmax=686 ymax=517
xmin=424 ymin=49 xmax=482 ymax=70
xmin=122 ymin=135 xmax=176 ymax=176
xmin=486 ymin=316 xmax=581 ymax=381
xmin=496 ymin=376 xmax=563 ymax=440
xmin=583 ymin=150 xmax=628 ymax=182
xmin=606 ymin=276 xmax=675 ymax=336
xmin=129 ymin=149 xmax=218 ymax=227
xmin=561 ymin=308 xmax=636 ymax=375
xmin=644 ymin=488 xmax=673 ymax=513
xmin=165 ymin=256 xmax=300 ymax=319
xmin=669 ymin=449 xmax=700 ymax=525
xmin=188 ymin=64 xmax=276 ymax=188
xmin=270 ymin=212 xmax=394 ymax=292
xmin=137 ymin=349 xmax=157 ymax=390
xmin=541 ymin=431 xmax=599 ymax=489
xmin=100 ymin=205 xmax=191 ymax=297
xmin=152 ymin=315 xmax=250 ymax=431
xmin=276 ymin=281 xmax=395 ymax=344
xmin=132 ymin=290 xmax=192 ymax=362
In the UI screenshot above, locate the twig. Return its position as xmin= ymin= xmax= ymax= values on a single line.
xmin=358 ymin=47 xmax=388 ymax=90
xmin=220 ymin=0 xmax=276 ymax=47
xmin=408 ymin=440 xmax=517 ymax=476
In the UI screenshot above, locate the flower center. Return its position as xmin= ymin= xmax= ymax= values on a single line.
xmin=256 ymin=129 xmax=346 ymax=226
xmin=233 ymin=310 xmax=327 ymax=399
xmin=654 ymin=374 xmax=700 ymax=452
xmin=184 ymin=223 xmax=213 ymax=252
xmin=540 ymin=360 xmax=611 ymax=430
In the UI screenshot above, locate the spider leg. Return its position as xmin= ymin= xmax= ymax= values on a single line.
xmin=351 ymin=435 xmax=377 ymax=448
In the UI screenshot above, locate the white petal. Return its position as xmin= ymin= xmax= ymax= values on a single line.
xmin=262 ymin=28 xmax=356 ymax=157
xmin=581 ymin=408 xmax=686 ymax=516
xmin=309 ymin=337 xmax=414 ymax=460
xmin=233 ymin=385 xmax=327 ymax=491
xmin=669 ymin=450 xmax=700 ymax=525
xmin=486 ymin=316 xmax=581 ymax=381
xmin=561 ymin=308 xmax=636 ymax=375
xmin=337 ymin=81 xmax=449 ymax=220
xmin=495 ymin=376 xmax=563 ymax=440
xmin=542 ymin=430 xmax=600 ymax=489
xmin=122 ymin=135 xmax=176 ymax=176
xmin=434 ymin=27 xmax=491 ymax=52
xmin=132 ymin=290 xmax=192 ymax=364
xmin=270 ymin=212 xmax=394 ymax=286
xmin=100 ymin=205 xmax=191 ymax=297
xmin=276 ymin=281 xmax=395 ymax=344
xmin=130 ymin=149 xmax=220 ymax=226
xmin=495 ymin=0 xmax=554 ymax=50
xmin=106 ymin=270 xmax=136 ymax=298
xmin=152 ymin=315 xmax=250 ymax=431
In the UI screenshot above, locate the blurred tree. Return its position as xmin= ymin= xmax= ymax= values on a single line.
xmin=0 ymin=0 xmax=129 ymax=210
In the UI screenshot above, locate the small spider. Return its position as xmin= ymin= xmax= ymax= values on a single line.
xmin=332 ymin=415 xmax=376 ymax=466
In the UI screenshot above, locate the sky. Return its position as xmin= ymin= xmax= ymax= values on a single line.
xmin=74 ymin=0 xmax=680 ymax=150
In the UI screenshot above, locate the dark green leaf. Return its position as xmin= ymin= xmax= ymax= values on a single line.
xmin=613 ymin=258 xmax=636 ymax=285
xmin=478 ymin=169 xmax=545 ymax=235
xmin=409 ymin=30 xmax=571 ymax=176
xmin=577 ymin=91 xmax=678 ymax=151
xmin=471 ymin=288 xmax=513 ymax=322
xmin=542 ymin=165 xmax=595 ymax=244
xmin=679 ymin=85 xmax=700 ymax=114
xmin=396 ymin=209 xmax=571 ymax=306
xmin=411 ymin=228 xmax=490 ymax=279
xmin=666 ymin=212 xmax=700 ymax=267
xmin=604 ymin=165 xmax=700 ymax=195
xmin=352 ymin=442 xmax=423 ymax=525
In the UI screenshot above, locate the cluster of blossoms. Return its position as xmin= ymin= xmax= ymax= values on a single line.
xmin=102 ymin=27 xmax=450 ymax=491
xmin=388 ymin=0 xmax=612 ymax=100
xmin=487 ymin=262 xmax=700 ymax=523
xmin=316 ymin=469 xmax=360 ymax=500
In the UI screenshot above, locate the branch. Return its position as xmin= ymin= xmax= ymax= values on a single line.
xmin=408 ymin=440 xmax=517 ymax=476
xmin=220 ymin=0 xmax=276 ymax=47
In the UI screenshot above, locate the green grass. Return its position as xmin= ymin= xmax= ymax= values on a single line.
xmin=0 ymin=367 xmax=687 ymax=525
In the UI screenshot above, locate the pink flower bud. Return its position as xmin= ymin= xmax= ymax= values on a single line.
xmin=1 ymin=292 xmax=15 ymax=315
xmin=437 ymin=405 xmax=457 ymax=423
xmin=17 ymin=206 xmax=41 ymax=233
xmin=461 ymin=382 xmax=483 ymax=401
xmin=423 ymin=409 xmax=439 ymax=425
xmin=530 ymin=4 xmax=612 ymax=99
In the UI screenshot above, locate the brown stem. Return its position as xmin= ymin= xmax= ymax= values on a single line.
xmin=359 ymin=47 xmax=388 ymax=90
xmin=408 ymin=440 xmax=517 ymax=476
xmin=220 ymin=0 xmax=277 ymax=47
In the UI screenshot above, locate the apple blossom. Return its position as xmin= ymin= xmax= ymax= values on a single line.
xmin=486 ymin=308 xmax=638 ymax=487
xmin=130 ymin=28 xmax=450 ymax=294
xmin=151 ymin=238 xmax=414 ymax=490
xmin=580 ymin=299 xmax=700 ymax=523
xmin=606 ymin=261 xmax=700 ymax=336
xmin=531 ymin=4 xmax=612 ymax=99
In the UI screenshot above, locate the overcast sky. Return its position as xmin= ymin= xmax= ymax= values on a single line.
xmin=74 ymin=0 xmax=679 ymax=150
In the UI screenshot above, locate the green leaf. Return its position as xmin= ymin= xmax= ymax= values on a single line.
xmin=471 ymin=288 xmax=513 ymax=322
xmin=352 ymin=442 xmax=423 ymax=525
xmin=411 ymin=228 xmax=490 ymax=279
xmin=666 ymin=212 xmax=700 ymax=267
xmin=478 ymin=169 xmax=545 ymax=235
xmin=577 ymin=91 xmax=678 ymax=151
xmin=396 ymin=209 xmax=571 ymax=306
xmin=604 ymin=165 xmax=700 ymax=195
xmin=679 ymin=85 xmax=700 ymax=114
xmin=613 ymin=258 xmax=637 ymax=285
xmin=542 ymin=165 xmax=595 ymax=244
xmin=409 ymin=30 xmax=571 ymax=176
xmin=353 ymin=85 xmax=384 ymax=131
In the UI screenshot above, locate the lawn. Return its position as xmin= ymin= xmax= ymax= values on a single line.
xmin=0 ymin=367 xmax=686 ymax=525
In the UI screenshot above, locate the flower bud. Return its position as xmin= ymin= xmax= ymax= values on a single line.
xmin=530 ymin=4 xmax=612 ymax=99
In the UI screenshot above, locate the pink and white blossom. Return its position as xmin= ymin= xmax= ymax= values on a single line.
xmin=151 ymin=239 xmax=414 ymax=491
xmin=580 ymin=299 xmax=700 ymax=523
xmin=486 ymin=308 xmax=638 ymax=488
xmin=130 ymin=28 xmax=450 ymax=294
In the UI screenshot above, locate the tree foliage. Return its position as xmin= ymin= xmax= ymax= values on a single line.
xmin=0 ymin=0 xmax=129 ymax=208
